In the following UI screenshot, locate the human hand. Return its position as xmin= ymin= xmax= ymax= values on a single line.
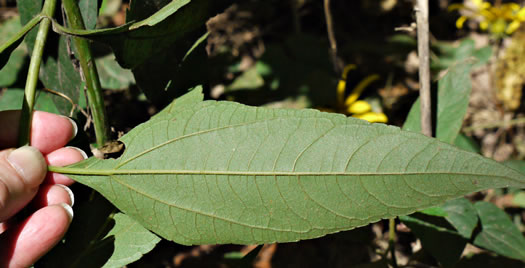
xmin=0 ymin=110 xmax=87 ymax=267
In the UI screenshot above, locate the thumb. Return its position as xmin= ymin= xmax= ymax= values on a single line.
xmin=0 ymin=146 xmax=47 ymax=222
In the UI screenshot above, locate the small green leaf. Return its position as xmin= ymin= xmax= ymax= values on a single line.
xmin=37 ymin=193 xmax=159 ymax=268
xmin=95 ymin=54 xmax=135 ymax=90
xmin=400 ymin=213 xmax=466 ymax=267
xmin=513 ymin=192 xmax=525 ymax=208
xmin=0 ymin=88 xmax=60 ymax=114
xmin=78 ymin=0 xmax=98 ymax=30
xmin=0 ymin=14 xmax=42 ymax=70
xmin=442 ymin=198 xmax=478 ymax=239
xmin=403 ymin=60 xmax=474 ymax=144
xmin=128 ymin=0 xmax=190 ymax=30
xmin=419 ymin=206 xmax=448 ymax=217
xmin=52 ymin=87 xmax=525 ymax=245
xmin=454 ymin=134 xmax=480 ymax=153
xmin=473 ymin=201 xmax=525 ymax=260
xmin=101 ymin=213 xmax=160 ymax=268
xmin=0 ymin=16 xmax=28 ymax=87
xmin=431 ymin=38 xmax=492 ymax=70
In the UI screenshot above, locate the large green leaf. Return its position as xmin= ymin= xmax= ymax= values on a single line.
xmin=473 ymin=201 xmax=525 ymax=260
xmin=403 ymin=61 xmax=474 ymax=144
xmin=53 ymin=87 xmax=525 ymax=245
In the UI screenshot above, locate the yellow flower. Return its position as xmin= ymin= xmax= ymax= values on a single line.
xmin=449 ymin=0 xmax=525 ymax=35
xmin=336 ymin=64 xmax=387 ymax=123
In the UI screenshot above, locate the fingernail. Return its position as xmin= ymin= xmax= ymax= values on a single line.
xmin=7 ymin=146 xmax=46 ymax=188
xmin=61 ymin=116 xmax=78 ymax=141
xmin=56 ymin=184 xmax=75 ymax=207
xmin=66 ymin=146 xmax=88 ymax=160
xmin=59 ymin=203 xmax=74 ymax=222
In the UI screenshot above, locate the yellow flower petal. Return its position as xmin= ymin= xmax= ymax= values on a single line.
xmin=517 ymin=7 xmax=525 ymax=20
xmin=347 ymin=100 xmax=372 ymax=114
xmin=344 ymin=74 xmax=380 ymax=107
xmin=337 ymin=80 xmax=346 ymax=106
xmin=456 ymin=16 xmax=468 ymax=29
xmin=506 ymin=3 xmax=521 ymax=11
xmin=506 ymin=20 xmax=521 ymax=34
xmin=341 ymin=64 xmax=356 ymax=80
xmin=480 ymin=20 xmax=489 ymax=30
xmin=354 ymin=112 xmax=388 ymax=123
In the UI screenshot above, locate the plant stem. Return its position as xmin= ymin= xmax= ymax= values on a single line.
xmin=415 ymin=0 xmax=432 ymax=138
xmin=388 ymin=218 xmax=398 ymax=268
xmin=62 ymin=0 xmax=109 ymax=147
xmin=18 ymin=0 xmax=57 ymax=146
xmin=323 ymin=0 xmax=343 ymax=73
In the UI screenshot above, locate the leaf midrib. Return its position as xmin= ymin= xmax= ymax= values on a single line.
xmin=48 ymin=166 xmax=520 ymax=184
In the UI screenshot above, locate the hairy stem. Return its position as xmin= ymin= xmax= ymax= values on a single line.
xmin=62 ymin=0 xmax=109 ymax=147
xmin=18 ymin=0 xmax=57 ymax=146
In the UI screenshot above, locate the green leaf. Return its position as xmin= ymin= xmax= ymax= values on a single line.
xmin=505 ymin=160 xmax=525 ymax=175
xmin=128 ymin=0 xmax=190 ymax=30
xmin=54 ymin=87 xmax=525 ymax=245
xmin=513 ymin=192 xmax=525 ymax=208
xmin=441 ymin=198 xmax=478 ymax=239
xmin=400 ymin=213 xmax=466 ymax=267
xmin=53 ymin=0 xmax=229 ymax=69
xmin=101 ymin=213 xmax=160 ymax=268
xmin=37 ymin=193 xmax=159 ymax=268
xmin=0 ymin=16 xmax=29 ymax=87
xmin=473 ymin=201 xmax=525 ymax=260
xmin=0 ymin=88 xmax=60 ymax=114
xmin=403 ymin=60 xmax=474 ymax=144
xmin=38 ymin=35 xmax=85 ymax=116
xmin=17 ymin=0 xmax=44 ymax=51
xmin=18 ymin=0 xmax=85 ymax=116
xmin=0 ymin=14 xmax=42 ymax=70
xmin=431 ymin=39 xmax=492 ymax=71
xmin=95 ymin=54 xmax=135 ymax=90
xmin=78 ymin=0 xmax=98 ymax=30
xmin=454 ymin=134 xmax=480 ymax=153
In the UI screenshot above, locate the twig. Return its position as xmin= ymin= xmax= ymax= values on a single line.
xmin=415 ymin=0 xmax=432 ymax=137
xmin=463 ymin=117 xmax=525 ymax=133
xmin=323 ymin=0 xmax=343 ymax=73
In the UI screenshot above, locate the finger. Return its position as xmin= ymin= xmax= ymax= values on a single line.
xmin=44 ymin=147 xmax=87 ymax=185
xmin=0 ymin=110 xmax=77 ymax=154
xmin=0 ymin=147 xmax=47 ymax=222
xmin=29 ymin=184 xmax=74 ymax=211
xmin=0 ymin=204 xmax=73 ymax=268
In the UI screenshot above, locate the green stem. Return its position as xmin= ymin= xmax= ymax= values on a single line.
xmin=18 ymin=0 xmax=57 ymax=146
xmin=62 ymin=0 xmax=109 ymax=147
xmin=388 ymin=218 xmax=398 ymax=268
